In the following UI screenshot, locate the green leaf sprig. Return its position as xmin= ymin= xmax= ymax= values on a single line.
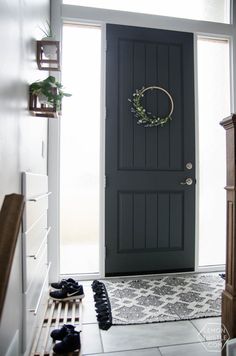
xmin=30 ymin=76 xmax=71 ymax=111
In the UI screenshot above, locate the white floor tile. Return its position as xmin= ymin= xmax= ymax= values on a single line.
xmin=84 ymin=348 xmax=161 ymax=356
xmin=191 ymin=317 xmax=222 ymax=340
xmin=81 ymin=324 xmax=103 ymax=354
xmin=100 ymin=321 xmax=204 ymax=353
xmin=81 ymin=285 xmax=97 ymax=324
xmin=160 ymin=341 xmax=222 ymax=356
xmin=81 ymin=303 xmax=97 ymax=324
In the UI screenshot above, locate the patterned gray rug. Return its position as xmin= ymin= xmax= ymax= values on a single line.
xmin=92 ymin=274 xmax=224 ymax=330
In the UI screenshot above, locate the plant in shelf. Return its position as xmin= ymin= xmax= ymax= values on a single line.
xmin=40 ymin=20 xmax=53 ymax=39
xmin=29 ymin=76 xmax=71 ymax=116
xmin=39 ymin=21 xmax=56 ymax=58
xmin=37 ymin=21 xmax=60 ymax=71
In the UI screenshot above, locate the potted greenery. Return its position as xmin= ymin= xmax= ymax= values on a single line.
xmin=29 ymin=76 xmax=71 ymax=112
xmin=40 ymin=21 xmax=57 ymax=58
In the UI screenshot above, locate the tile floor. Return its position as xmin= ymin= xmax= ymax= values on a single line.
xmin=79 ymin=282 xmax=223 ymax=356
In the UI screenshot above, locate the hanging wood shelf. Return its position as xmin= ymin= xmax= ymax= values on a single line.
xmin=29 ymin=92 xmax=60 ymax=118
xmin=37 ymin=40 xmax=60 ymax=71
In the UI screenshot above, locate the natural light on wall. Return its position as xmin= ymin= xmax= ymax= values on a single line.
xmin=198 ymin=37 xmax=230 ymax=267
xmin=63 ymin=0 xmax=230 ymax=23
xmin=60 ymin=24 xmax=101 ymax=275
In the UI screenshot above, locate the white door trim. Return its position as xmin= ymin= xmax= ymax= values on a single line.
xmin=49 ymin=0 xmax=235 ymax=280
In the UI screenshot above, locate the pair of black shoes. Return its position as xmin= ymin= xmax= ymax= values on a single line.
xmin=50 ymin=278 xmax=85 ymax=301
xmin=50 ymin=324 xmax=81 ymax=354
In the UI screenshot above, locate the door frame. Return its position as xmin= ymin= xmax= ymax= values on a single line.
xmin=49 ymin=0 xmax=235 ymax=281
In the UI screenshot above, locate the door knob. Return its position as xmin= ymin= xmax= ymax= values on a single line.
xmin=180 ymin=178 xmax=193 ymax=185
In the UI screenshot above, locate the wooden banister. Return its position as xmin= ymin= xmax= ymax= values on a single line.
xmin=0 ymin=194 xmax=24 ymax=321
xmin=220 ymin=114 xmax=236 ymax=355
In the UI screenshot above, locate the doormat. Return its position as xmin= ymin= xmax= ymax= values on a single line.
xmin=91 ymin=274 xmax=224 ymax=330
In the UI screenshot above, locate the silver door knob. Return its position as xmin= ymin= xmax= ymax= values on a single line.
xmin=180 ymin=178 xmax=193 ymax=185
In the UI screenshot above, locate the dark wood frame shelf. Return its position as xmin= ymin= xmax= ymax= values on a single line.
xmin=37 ymin=40 xmax=60 ymax=71
xmin=29 ymin=92 xmax=59 ymax=118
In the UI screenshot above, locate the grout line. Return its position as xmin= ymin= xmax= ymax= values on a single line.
xmin=83 ymin=346 xmax=162 ymax=355
xmin=82 ymin=341 xmax=214 ymax=355
xmin=159 ymin=339 xmax=216 ymax=350
xmin=189 ymin=319 xmax=207 ymax=342
xmin=189 ymin=317 xmax=223 ymax=342
xmin=161 ymin=340 xmax=195 ymax=349
xmin=98 ymin=325 xmax=105 ymax=353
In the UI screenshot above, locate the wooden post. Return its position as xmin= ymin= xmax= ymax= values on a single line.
xmin=220 ymin=114 xmax=236 ymax=354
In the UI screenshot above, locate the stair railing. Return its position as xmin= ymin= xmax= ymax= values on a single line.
xmin=0 ymin=194 xmax=24 ymax=320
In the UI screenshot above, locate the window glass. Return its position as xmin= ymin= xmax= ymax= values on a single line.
xmin=198 ymin=37 xmax=230 ymax=266
xmin=63 ymin=0 xmax=230 ymax=24
xmin=60 ymin=24 xmax=101 ymax=274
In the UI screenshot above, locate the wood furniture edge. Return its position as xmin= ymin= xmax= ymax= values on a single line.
xmin=220 ymin=113 xmax=236 ymax=129
xmin=221 ymin=113 xmax=236 ymax=355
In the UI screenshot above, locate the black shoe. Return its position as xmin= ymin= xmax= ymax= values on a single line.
xmin=51 ymin=278 xmax=79 ymax=289
xmin=53 ymin=331 xmax=81 ymax=354
xmin=50 ymin=284 xmax=85 ymax=301
xmin=50 ymin=324 xmax=75 ymax=341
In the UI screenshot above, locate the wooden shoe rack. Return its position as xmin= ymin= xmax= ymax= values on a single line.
xmin=30 ymin=298 xmax=82 ymax=356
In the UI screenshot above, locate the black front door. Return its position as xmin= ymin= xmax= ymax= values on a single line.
xmin=105 ymin=24 xmax=195 ymax=276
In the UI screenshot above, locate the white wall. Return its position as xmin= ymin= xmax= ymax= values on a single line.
xmin=0 ymin=0 xmax=50 ymax=354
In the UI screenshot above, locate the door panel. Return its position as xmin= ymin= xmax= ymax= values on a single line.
xmin=105 ymin=24 xmax=195 ymax=275
xmin=118 ymin=191 xmax=184 ymax=251
xmin=118 ymin=42 xmax=184 ymax=171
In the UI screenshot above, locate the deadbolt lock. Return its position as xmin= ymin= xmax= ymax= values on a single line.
xmin=186 ymin=162 xmax=193 ymax=170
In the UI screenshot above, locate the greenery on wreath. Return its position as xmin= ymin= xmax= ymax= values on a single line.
xmin=29 ymin=76 xmax=71 ymax=111
xmin=128 ymin=87 xmax=173 ymax=128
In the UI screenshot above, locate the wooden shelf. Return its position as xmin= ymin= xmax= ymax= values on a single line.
xmin=29 ymin=93 xmax=60 ymax=118
xmin=37 ymin=40 xmax=60 ymax=71
xmin=29 ymin=110 xmax=59 ymax=119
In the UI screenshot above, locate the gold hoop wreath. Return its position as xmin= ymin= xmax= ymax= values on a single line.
xmin=128 ymin=86 xmax=174 ymax=127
